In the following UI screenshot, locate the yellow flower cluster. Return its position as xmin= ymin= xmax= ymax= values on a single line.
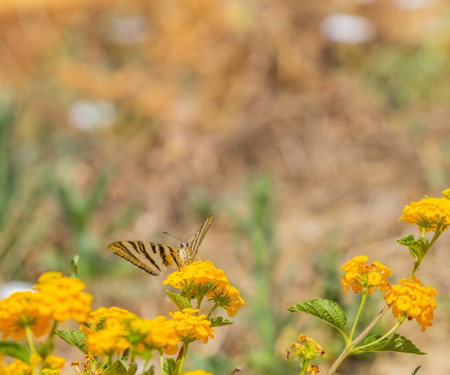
xmin=289 ymin=334 xmax=326 ymax=360
xmin=0 ymin=291 xmax=51 ymax=340
xmin=340 ymin=256 xmax=391 ymax=294
xmin=81 ymin=307 xmax=137 ymax=355
xmin=41 ymin=355 xmax=65 ymax=375
xmin=384 ymin=276 xmax=437 ymax=332
xmin=164 ymin=261 xmax=229 ymax=291
xmin=82 ymin=307 xmax=201 ymax=356
xmin=170 ymin=309 xmax=216 ymax=345
xmin=2 ymin=359 xmax=33 ymax=375
xmin=1 ymin=354 xmax=64 ymax=375
xmin=128 ymin=315 xmax=180 ymax=355
xmin=182 ymin=371 xmax=213 ymax=375
xmin=164 ymin=261 xmax=245 ymax=317
xmin=0 ymin=272 xmax=92 ymax=340
xmin=34 ymin=272 xmax=92 ymax=323
xmin=208 ymin=285 xmax=245 ymax=317
xmin=399 ymin=189 xmax=450 ymax=232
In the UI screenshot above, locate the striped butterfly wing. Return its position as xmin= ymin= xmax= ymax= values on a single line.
xmin=179 ymin=215 xmax=214 ymax=266
xmin=107 ymin=241 xmax=181 ymax=276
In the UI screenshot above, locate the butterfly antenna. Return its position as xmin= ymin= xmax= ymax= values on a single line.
xmin=184 ymin=228 xmax=201 ymax=241
xmin=162 ymin=231 xmax=184 ymax=242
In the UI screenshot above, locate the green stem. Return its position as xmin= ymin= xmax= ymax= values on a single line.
xmin=349 ymin=292 xmax=367 ymax=341
xmin=300 ymin=359 xmax=309 ymax=375
xmin=195 ymin=294 xmax=205 ymax=312
xmin=325 ymin=304 xmax=389 ymax=375
xmin=25 ymin=325 xmax=36 ymax=354
xmin=352 ymin=313 xmax=406 ymax=353
xmin=206 ymin=302 xmax=219 ymax=319
xmin=177 ymin=343 xmax=189 ymax=375
xmin=159 ymin=350 xmax=164 ymax=374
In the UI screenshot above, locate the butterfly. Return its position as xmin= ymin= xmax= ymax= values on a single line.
xmin=107 ymin=215 xmax=213 ymax=276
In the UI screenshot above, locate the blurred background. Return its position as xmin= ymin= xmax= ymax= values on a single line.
xmin=1 ymin=0 xmax=450 ymax=374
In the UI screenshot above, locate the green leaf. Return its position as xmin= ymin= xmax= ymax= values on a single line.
xmin=287 ymin=299 xmax=347 ymax=334
xmin=166 ymin=290 xmax=192 ymax=311
xmin=55 ymin=329 xmax=87 ymax=354
xmin=0 ymin=341 xmax=30 ymax=363
xmin=397 ymin=235 xmax=429 ymax=260
xmin=357 ymin=334 xmax=425 ymax=354
xmin=126 ymin=362 xmax=137 ymax=375
xmin=412 ymin=366 xmax=421 ymax=375
xmin=37 ymin=340 xmax=54 ymax=360
xmin=209 ymin=316 xmax=233 ymax=327
xmin=71 ymin=255 xmax=79 ymax=277
xmin=163 ymin=357 xmax=179 ymax=375
xmin=104 ymin=360 xmax=127 ymax=375
xmin=140 ymin=366 xmax=155 ymax=375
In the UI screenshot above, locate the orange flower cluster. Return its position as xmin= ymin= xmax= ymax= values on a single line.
xmin=169 ymin=309 xmax=216 ymax=345
xmin=81 ymin=306 xmax=215 ymax=357
xmin=0 ymin=291 xmax=51 ymax=340
xmin=399 ymin=189 xmax=450 ymax=233
xmin=164 ymin=260 xmax=229 ymax=291
xmin=0 ymin=272 xmax=92 ymax=340
xmin=384 ymin=276 xmax=437 ymax=332
xmin=1 ymin=354 xmax=64 ymax=375
xmin=81 ymin=307 xmax=137 ymax=355
xmin=164 ymin=261 xmax=245 ymax=317
xmin=129 ymin=315 xmax=180 ymax=355
xmin=340 ymin=256 xmax=391 ymax=294
xmin=290 ymin=334 xmax=326 ymax=360
xmin=182 ymin=371 xmax=213 ymax=375
xmin=34 ymin=272 xmax=92 ymax=323
xmin=288 ymin=333 xmax=325 ymax=374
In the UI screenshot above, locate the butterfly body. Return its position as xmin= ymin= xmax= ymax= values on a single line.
xmin=108 ymin=215 xmax=213 ymax=276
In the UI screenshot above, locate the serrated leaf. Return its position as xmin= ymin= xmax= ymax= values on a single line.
xmin=104 ymin=360 xmax=127 ymax=375
xmin=55 ymin=329 xmax=87 ymax=354
xmin=166 ymin=290 xmax=192 ymax=311
xmin=0 ymin=341 xmax=30 ymax=363
xmin=163 ymin=357 xmax=179 ymax=375
xmin=397 ymin=236 xmax=429 ymax=260
xmin=287 ymin=299 xmax=347 ymax=334
xmin=209 ymin=316 xmax=233 ymax=327
xmin=358 ymin=334 xmax=425 ymax=354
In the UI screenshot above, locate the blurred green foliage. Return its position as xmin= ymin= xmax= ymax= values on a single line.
xmin=227 ymin=175 xmax=296 ymax=374
xmin=0 ymin=99 xmax=139 ymax=281
xmin=0 ymin=100 xmax=50 ymax=281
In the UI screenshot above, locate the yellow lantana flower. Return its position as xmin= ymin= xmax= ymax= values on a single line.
xmin=384 ymin=276 xmax=437 ymax=332
xmin=129 ymin=315 xmax=180 ymax=355
xmin=164 ymin=261 xmax=229 ymax=292
xmin=0 ymin=291 xmax=51 ymax=340
xmin=3 ymin=360 xmax=33 ymax=375
xmin=42 ymin=355 xmax=65 ymax=374
xmin=164 ymin=261 xmax=245 ymax=316
xmin=34 ymin=272 xmax=92 ymax=323
xmin=86 ymin=325 xmax=130 ymax=356
xmin=399 ymin=189 xmax=450 ymax=233
xmin=81 ymin=307 xmax=137 ymax=355
xmin=170 ymin=309 xmax=215 ymax=345
xmin=207 ymin=285 xmax=245 ymax=317
xmin=81 ymin=306 xmax=136 ymax=335
xmin=1 ymin=354 xmax=61 ymax=375
xmin=340 ymin=256 xmax=391 ymax=294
